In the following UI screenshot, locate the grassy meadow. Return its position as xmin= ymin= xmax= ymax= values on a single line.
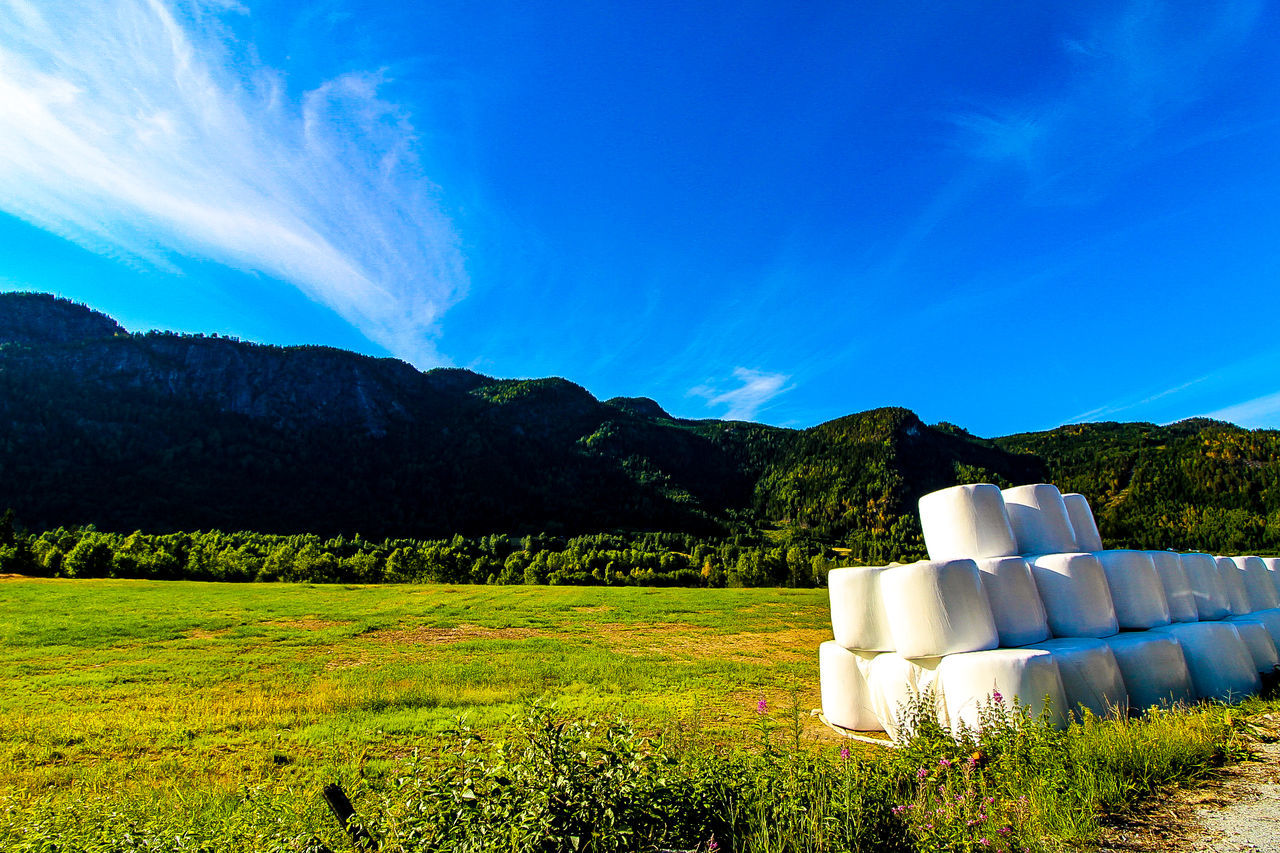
xmin=0 ymin=578 xmax=836 ymax=846
xmin=0 ymin=577 xmax=1270 ymax=853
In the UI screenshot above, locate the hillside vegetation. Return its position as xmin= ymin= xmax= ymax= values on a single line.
xmin=2 ymin=292 xmax=1279 ymax=579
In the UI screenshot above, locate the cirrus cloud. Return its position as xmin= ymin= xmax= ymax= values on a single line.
xmin=689 ymin=367 xmax=793 ymax=422
xmin=0 ymin=0 xmax=467 ymax=366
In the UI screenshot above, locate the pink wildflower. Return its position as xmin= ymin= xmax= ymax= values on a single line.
xmin=991 ymin=689 xmax=1003 ymax=704
xmin=756 ymin=697 xmax=768 ymax=715
xmin=916 ymin=767 xmax=928 ymax=779
xmin=839 ymin=746 xmax=850 ymax=760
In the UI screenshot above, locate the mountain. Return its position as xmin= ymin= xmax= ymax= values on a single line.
xmin=1 ymin=293 xmax=1277 ymax=558
xmin=995 ymin=420 xmax=1280 ymax=553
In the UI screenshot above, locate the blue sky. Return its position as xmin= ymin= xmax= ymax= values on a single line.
xmin=2 ymin=1 xmax=1279 ymax=435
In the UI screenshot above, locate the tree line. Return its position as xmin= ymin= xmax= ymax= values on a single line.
xmin=0 ymin=512 xmax=846 ymax=588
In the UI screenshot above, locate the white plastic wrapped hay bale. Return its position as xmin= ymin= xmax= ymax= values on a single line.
xmin=1017 ymin=637 xmax=1128 ymax=719
xmin=1093 ymin=550 xmax=1170 ymax=630
xmin=864 ymin=653 xmax=945 ymax=740
xmin=1028 ymin=552 xmax=1119 ymax=638
xmin=1102 ymin=633 xmax=1194 ymax=711
xmin=1180 ymin=553 xmax=1231 ymax=620
xmin=1265 ymin=558 xmax=1280 ymax=598
xmin=1216 ymin=556 xmax=1254 ymax=615
xmin=819 ymin=642 xmax=884 ymax=732
xmin=1228 ymin=608 xmax=1280 ymax=655
xmin=828 ymin=566 xmax=894 ymax=652
xmin=1225 ymin=620 xmax=1279 ymax=674
xmin=1002 ymin=484 xmax=1078 ymax=555
xmin=880 ymin=559 xmax=998 ymax=659
xmin=936 ymin=648 xmax=1067 ymax=732
xmin=918 ymin=484 xmax=1018 ymax=561
xmin=976 ymin=556 xmax=1050 ymax=647
xmin=1062 ymin=493 xmax=1104 ymax=552
xmin=1150 ymin=622 xmax=1259 ymax=701
xmin=1148 ymin=551 xmax=1199 ymax=623
xmin=1234 ymin=556 xmax=1280 ymax=612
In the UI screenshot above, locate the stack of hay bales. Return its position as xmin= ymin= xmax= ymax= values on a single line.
xmin=820 ymin=483 xmax=1279 ymax=739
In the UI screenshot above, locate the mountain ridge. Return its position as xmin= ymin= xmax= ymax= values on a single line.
xmin=2 ymin=291 xmax=1278 ymax=558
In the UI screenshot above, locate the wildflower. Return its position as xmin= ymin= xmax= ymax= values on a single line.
xmin=756 ymin=697 xmax=768 ymax=715
xmin=969 ymin=750 xmax=984 ymax=767
xmin=839 ymin=746 xmax=850 ymax=760
xmin=998 ymin=827 xmax=1012 ymax=836
xmin=707 ymin=835 xmax=719 ymax=853
xmin=979 ymin=839 xmax=990 ymax=847
xmin=891 ymin=805 xmax=906 ymax=816
xmin=916 ymin=767 xmax=928 ymax=779
xmin=938 ymin=757 xmax=953 ymax=768
xmin=985 ymin=796 xmax=995 ymax=804
xmin=924 ymin=823 xmax=933 ymax=830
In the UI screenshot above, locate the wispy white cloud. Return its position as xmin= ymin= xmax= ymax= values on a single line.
xmin=0 ymin=0 xmax=466 ymax=365
xmin=1203 ymin=390 xmax=1280 ymax=429
xmin=689 ymin=367 xmax=792 ymax=422
xmin=951 ymin=0 xmax=1264 ymax=201
xmin=1067 ymin=374 xmax=1210 ymax=424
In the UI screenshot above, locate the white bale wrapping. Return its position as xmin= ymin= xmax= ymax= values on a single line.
xmin=1028 ymin=552 xmax=1119 ymax=638
xmin=936 ymin=648 xmax=1067 ymax=732
xmin=819 ymin=642 xmax=884 ymax=732
xmin=1002 ymin=484 xmax=1078 ymax=555
xmin=1018 ymin=637 xmax=1128 ymax=719
xmin=976 ymin=556 xmax=1050 ymax=646
xmin=1102 ymin=633 xmax=1194 ymax=710
xmin=880 ymin=559 xmax=998 ymax=659
xmin=828 ymin=566 xmax=894 ymax=652
xmin=1228 ymin=608 xmax=1280 ymax=657
xmin=1264 ymin=558 xmax=1280 ymax=599
xmin=1235 ymin=556 xmax=1280 ymax=612
xmin=1094 ymin=550 xmax=1170 ymax=630
xmin=1062 ymin=493 xmax=1104 ymax=552
xmin=1216 ymin=556 xmax=1254 ymax=615
xmin=1148 ymin=551 xmax=1199 ymax=623
xmin=864 ymin=653 xmax=944 ymax=741
xmin=1225 ymin=620 xmax=1279 ymax=674
xmin=1150 ymin=622 xmax=1259 ymax=701
xmin=918 ymin=484 xmax=1018 ymax=561
xmin=1180 ymin=553 xmax=1230 ymax=620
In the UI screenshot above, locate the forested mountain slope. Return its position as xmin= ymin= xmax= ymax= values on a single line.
xmin=2 ymin=292 xmax=1277 ymax=558
xmin=995 ymin=420 xmax=1280 ymax=553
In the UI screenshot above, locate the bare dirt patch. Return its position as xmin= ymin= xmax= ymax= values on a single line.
xmin=1099 ymin=714 xmax=1280 ymax=852
xmin=269 ymin=619 xmax=350 ymax=630
xmin=361 ymin=624 xmax=541 ymax=646
xmin=597 ymin=623 xmax=828 ymax=664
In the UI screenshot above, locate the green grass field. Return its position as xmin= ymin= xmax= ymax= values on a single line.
xmin=0 ymin=578 xmax=835 ymax=839
xmin=1 ymin=578 xmax=1267 ymax=853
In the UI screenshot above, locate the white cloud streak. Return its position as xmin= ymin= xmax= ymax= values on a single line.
xmin=1203 ymin=391 xmax=1280 ymax=429
xmin=0 ymin=0 xmax=466 ymax=365
xmin=689 ymin=367 xmax=792 ymax=422
xmin=951 ymin=0 xmax=1263 ymax=201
